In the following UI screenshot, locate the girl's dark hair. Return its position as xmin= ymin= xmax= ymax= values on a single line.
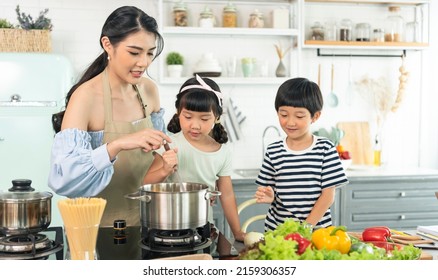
xmin=274 ymin=77 xmax=323 ymax=117
xmin=52 ymin=6 xmax=164 ymax=133
xmin=167 ymin=76 xmax=228 ymax=144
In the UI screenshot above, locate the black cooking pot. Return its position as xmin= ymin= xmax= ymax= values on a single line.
xmin=0 ymin=179 xmax=52 ymax=235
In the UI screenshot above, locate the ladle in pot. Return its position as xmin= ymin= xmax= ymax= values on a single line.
xmin=163 ymin=141 xmax=186 ymax=192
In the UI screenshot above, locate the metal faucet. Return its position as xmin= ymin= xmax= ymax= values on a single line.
xmin=262 ymin=125 xmax=282 ymax=160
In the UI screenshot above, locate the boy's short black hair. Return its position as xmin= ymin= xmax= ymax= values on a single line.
xmin=274 ymin=77 xmax=323 ymax=117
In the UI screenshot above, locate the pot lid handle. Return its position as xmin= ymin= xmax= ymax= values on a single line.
xmin=9 ymin=179 xmax=35 ymax=192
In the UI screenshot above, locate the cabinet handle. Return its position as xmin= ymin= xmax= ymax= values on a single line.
xmin=399 ymin=192 xmax=406 ymax=197
xmin=399 ymin=215 xmax=406 ymax=220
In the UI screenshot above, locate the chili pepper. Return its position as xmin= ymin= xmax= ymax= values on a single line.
xmin=311 ymin=226 xmax=351 ymax=254
xmin=284 ymin=233 xmax=312 ymax=255
xmin=349 ymin=241 xmax=374 ymax=254
xmin=362 ymin=226 xmax=391 ymax=242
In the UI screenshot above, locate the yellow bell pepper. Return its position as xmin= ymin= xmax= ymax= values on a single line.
xmin=311 ymin=226 xmax=351 ymax=254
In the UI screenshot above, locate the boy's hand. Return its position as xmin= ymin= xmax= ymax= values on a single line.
xmin=255 ymin=186 xmax=274 ymax=204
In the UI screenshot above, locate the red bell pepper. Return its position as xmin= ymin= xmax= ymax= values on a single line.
xmin=284 ymin=233 xmax=312 ymax=255
xmin=362 ymin=226 xmax=392 ymax=242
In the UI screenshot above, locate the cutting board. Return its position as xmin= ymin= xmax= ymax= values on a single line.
xmin=337 ymin=122 xmax=373 ymax=165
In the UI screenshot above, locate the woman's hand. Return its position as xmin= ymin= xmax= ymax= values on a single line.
xmin=107 ymin=128 xmax=171 ymax=159
xmin=255 ymin=186 xmax=274 ymax=204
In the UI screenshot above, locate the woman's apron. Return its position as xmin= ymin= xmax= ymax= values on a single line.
xmin=98 ymin=69 xmax=154 ymax=227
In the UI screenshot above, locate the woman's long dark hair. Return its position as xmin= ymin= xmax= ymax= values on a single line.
xmin=167 ymin=77 xmax=228 ymax=144
xmin=52 ymin=6 xmax=164 ymax=133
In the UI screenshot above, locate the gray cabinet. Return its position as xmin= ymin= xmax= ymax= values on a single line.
xmin=213 ymin=179 xmax=269 ymax=239
xmin=338 ymin=174 xmax=438 ymax=231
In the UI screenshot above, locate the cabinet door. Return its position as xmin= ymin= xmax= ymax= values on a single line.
xmin=213 ymin=180 xmax=269 ymax=239
xmin=340 ymin=178 xmax=438 ymax=231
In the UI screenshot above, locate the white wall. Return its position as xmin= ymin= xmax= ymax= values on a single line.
xmin=1 ymin=0 xmax=437 ymax=171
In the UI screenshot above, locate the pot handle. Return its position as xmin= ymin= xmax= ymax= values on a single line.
xmin=205 ymin=190 xmax=221 ymax=200
xmin=124 ymin=191 xmax=151 ymax=203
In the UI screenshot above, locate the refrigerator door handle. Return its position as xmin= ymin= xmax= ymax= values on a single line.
xmin=0 ymin=101 xmax=57 ymax=107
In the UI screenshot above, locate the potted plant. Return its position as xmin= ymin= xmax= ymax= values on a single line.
xmin=0 ymin=5 xmax=53 ymax=52
xmin=166 ymin=52 xmax=184 ymax=78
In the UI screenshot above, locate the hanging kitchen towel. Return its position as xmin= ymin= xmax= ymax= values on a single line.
xmin=222 ymin=98 xmax=246 ymax=142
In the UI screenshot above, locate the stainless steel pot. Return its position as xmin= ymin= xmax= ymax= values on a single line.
xmin=125 ymin=182 xmax=221 ymax=230
xmin=0 ymin=179 xmax=52 ymax=235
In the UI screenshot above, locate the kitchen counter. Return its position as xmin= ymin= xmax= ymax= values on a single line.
xmin=231 ymin=236 xmax=438 ymax=260
xmin=231 ymin=166 xmax=438 ymax=181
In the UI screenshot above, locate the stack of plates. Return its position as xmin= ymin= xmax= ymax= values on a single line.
xmin=193 ymin=53 xmax=221 ymax=77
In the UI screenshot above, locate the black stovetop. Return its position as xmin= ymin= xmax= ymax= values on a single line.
xmin=96 ymin=226 xmax=239 ymax=260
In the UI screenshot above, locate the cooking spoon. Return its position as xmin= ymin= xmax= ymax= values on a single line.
xmin=327 ymin=63 xmax=339 ymax=107
xmin=163 ymin=141 xmax=186 ymax=192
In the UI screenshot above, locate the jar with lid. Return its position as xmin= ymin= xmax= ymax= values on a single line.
xmin=223 ymin=2 xmax=237 ymax=28
xmin=173 ymin=1 xmax=188 ymax=27
xmin=199 ymin=7 xmax=215 ymax=28
xmin=373 ymin=28 xmax=385 ymax=42
xmin=385 ymin=6 xmax=405 ymax=42
xmin=310 ymin=21 xmax=324 ymax=41
xmin=248 ymin=9 xmax=264 ymax=28
xmin=339 ymin=18 xmax=353 ymax=41
xmin=355 ymin=23 xmax=371 ymax=41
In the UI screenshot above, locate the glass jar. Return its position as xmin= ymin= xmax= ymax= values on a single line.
xmin=199 ymin=7 xmax=215 ymax=28
xmin=373 ymin=28 xmax=385 ymax=42
xmin=248 ymin=9 xmax=264 ymax=28
xmin=310 ymin=21 xmax=324 ymax=40
xmin=355 ymin=23 xmax=371 ymax=41
xmin=385 ymin=6 xmax=405 ymax=42
xmin=324 ymin=21 xmax=337 ymax=41
xmin=173 ymin=1 xmax=188 ymax=27
xmin=339 ymin=18 xmax=353 ymax=41
xmin=405 ymin=21 xmax=420 ymax=42
xmin=223 ymin=2 xmax=237 ymax=28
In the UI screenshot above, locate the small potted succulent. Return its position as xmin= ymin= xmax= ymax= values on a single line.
xmin=166 ymin=52 xmax=184 ymax=78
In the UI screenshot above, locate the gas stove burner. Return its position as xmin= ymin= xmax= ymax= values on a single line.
xmin=139 ymin=226 xmax=213 ymax=253
xmin=152 ymin=229 xmax=202 ymax=246
xmin=0 ymin=229 xmax=64 ymax=260
xmin=0 ymin=233 xmax=52 ymax=253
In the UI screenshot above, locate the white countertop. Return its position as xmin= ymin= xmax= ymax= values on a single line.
xmin=231 ymin=166 xmax=438 ymax=181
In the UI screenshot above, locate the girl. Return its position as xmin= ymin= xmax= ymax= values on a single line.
xmin=255 ymin=77 xmax=349 ymax=231
xmin=143 ymin=75 xmax=245 ymax=241
xmin=48 ymin=6 xmax=171 ymax=227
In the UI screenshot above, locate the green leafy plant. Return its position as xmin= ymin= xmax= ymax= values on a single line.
xmin=0 ymin=18 xmax=14 ymax=28
xmin=166 ymin=52 xmax=184 ymax=65
xmin=16 ymin=5 xmax=53 ymax=30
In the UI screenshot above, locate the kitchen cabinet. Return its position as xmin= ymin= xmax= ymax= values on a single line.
xmin=214 ymin=178 xmax=269 ymax=238
xmin=302 ymin=0 xmax=430 ymax=56
xmin=337 ymin=172 xmax=438 ymax=231
xmin=157 ymin=0 xmax=300 ymax=84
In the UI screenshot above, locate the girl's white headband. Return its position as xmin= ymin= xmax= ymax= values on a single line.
xmin=179 ymin=74 xmax=223 ymax=107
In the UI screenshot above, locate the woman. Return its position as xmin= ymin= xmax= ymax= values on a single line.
xmin=48 ymin=6 xmax=171 ymax=227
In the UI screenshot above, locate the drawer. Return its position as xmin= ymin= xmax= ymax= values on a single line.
xmin=343 ymin=210 xmax=438 ymax=231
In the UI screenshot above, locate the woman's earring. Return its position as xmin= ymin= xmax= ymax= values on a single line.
xmin=107 ymin=55 xmax=110 ymax=61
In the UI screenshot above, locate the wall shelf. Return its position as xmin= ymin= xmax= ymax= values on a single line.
xmin=163 ymin=27 xmax=299 ymax=37
xmin=305 ymin=40 xmax=428 ymax=50
xmin=159 ymin=76 xmax=290 ymax=85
